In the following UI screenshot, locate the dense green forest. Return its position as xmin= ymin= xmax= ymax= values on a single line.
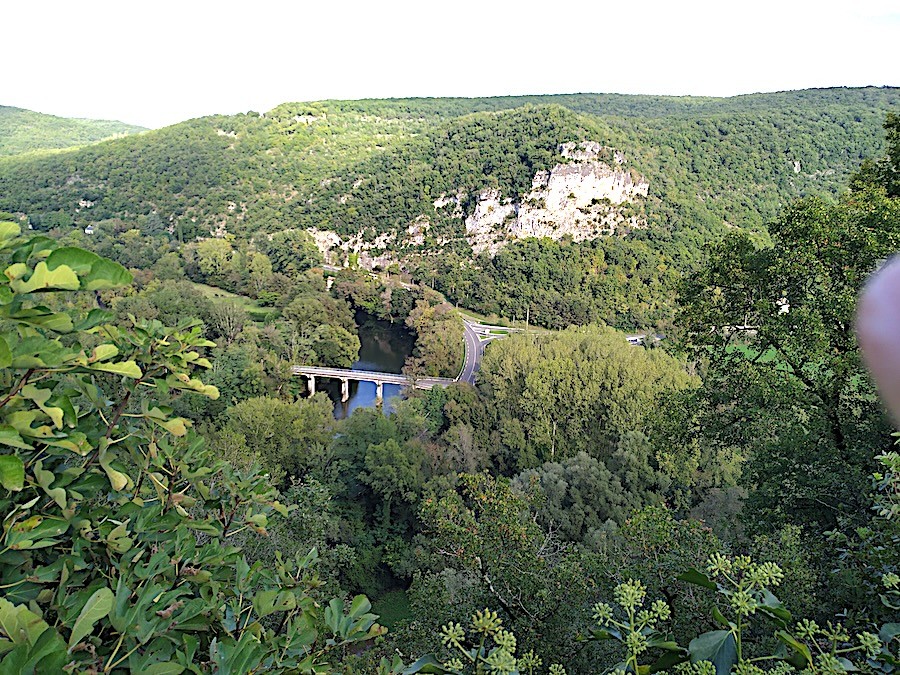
xmin=0 ymin=101 xmax=898 ymax=673
xmin=0 ymin=105 xmax=145 ymax=157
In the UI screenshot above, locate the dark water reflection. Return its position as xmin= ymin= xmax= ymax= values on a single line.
xmin=317 ymin=313 xmax=416 ymax=419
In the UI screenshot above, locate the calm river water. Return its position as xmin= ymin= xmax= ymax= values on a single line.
xmin=317 ymin=313 xmax=416 ymax=418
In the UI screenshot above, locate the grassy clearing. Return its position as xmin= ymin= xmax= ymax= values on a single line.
xmin=190 ymin=282 xmax=279 ymax=322
xmin=371 ymin=589 xmax=411 ymax=628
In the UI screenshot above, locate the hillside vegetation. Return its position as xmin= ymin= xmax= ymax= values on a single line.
xmin=0 ymin=105 xmax=145 ymax=157
xmin=0 ymin=88 xmax=897 ymax=331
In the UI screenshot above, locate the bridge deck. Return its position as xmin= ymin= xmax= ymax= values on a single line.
xmin=291 ymin=365 xmax=455 ymax=390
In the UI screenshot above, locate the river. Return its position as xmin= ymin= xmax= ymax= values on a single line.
xmin=317 ymin=312 xmax=416 ymax=418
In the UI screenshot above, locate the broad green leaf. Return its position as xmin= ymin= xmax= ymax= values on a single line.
xmin=757 ymin=589 xmax=791 ymax=627
xmin=21 ymin=385 xmax=64 ymax=429
xmin=147 ymin=416 xmax=188 ymax=437
xmin=4 ymin=262 xmax=27 ymax=282
xmin=348 ymin=595 xmax=371 ymax=618
xmin=9 ymin=307 xmax=74 ymax=333
xmin=73 ymin=308 xmax=114 ymax=331
xmin=89 ymin=360 xmax=142 ymax=378
xmin=143 ymin=664 xmax=184 ymax=675
xmin=689 ymin=630 xmax=737 ymax=675
xmin=46 ymin=248 xmax=131 ymax=290
xmin=82 ymin=258 xmax=132 ymax=290
xmin=402 ymin=654 xmax=452 ymax=674
xmin=0 ymin=222 xmax=21 ymax=250
xmin=100 ymin=459 xmax=130 ymax=491
xmin=0 ymin=426 xmax=31 ymax=450
xmin=711 ymin=606 xmax=734 ymax=629
xmin=0 ymin=597 xmax=50 ymax=645
xmin=678 ymin=568 xmax=717 ymax=590
xmin=776 ymin=630 xmax=812 ymax=667
xmin=45 ymin=247 xmax=101 ymax=276
xmin=0 ymin=455 xmax=24 ymax=491
xmin=89 ymin=344 xmax=118 ymax=362
xmin=252 ymin=590 xmax=296 ymax=618
xmin=5 ymin=516 xmax=68 ymax=551
xmin=12 ymin=236 xmax=56 ymax=264
xmin=880 ymin=623 xmax=900 ymax=643
xmin=10 ymin=262 xmax=80 ymax=293
xmin=67 ymin=587 xmax=114 ymax=650
xmin=650 ymin=649 xmax=691 ymax=673
xmin=0 ymin=336 xmax=10 ymax=368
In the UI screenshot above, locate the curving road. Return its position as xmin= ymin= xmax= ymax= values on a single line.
xmin=458 ymin=319 xmax=509 ymax=385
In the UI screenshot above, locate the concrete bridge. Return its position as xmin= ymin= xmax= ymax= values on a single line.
xmin=290 ymin=365 xmax=455 ymax=402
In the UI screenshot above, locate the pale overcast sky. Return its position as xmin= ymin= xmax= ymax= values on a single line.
xmin=4 ymin=0 xmax=899 ymax=129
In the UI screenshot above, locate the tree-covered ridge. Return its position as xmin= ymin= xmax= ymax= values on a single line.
xmin=0 ymin=105 xmax=145 ymax=157
xmin=1 ymin=88 xmax=896 ymax=240
xmin=0 ymin=89 xmax=897 ymax=333
xmin=300 ymin=105 xmax=615 ymax=238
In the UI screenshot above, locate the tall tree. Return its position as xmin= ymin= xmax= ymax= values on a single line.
xmin=678 ymin=186 xmax=900 ymax=533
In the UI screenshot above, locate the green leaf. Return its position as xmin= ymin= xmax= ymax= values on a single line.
xmin=689 ymin=630 xmax=738 ymax=675
xmin=879 ymin=623 xmax=900 ymax=643
xmin=348 ymin=595 xmax=372 ymax=618
xmin=0 ymin=427 xmax=31 ymax=451
xmin=0 ymin=455 xmax=24 ymax=491
xmin=8 ymin=307 xmax=74 ymax=333
xmin=89 ymin=360 xmax=142 ymax=378
xmin=67 ymin=587 xmax=114 ymax=650
xmin=402 ymin=654 xmax=452 ymax=674
xmin=0 ymin=222 xmax=21 ymax=250
xmin=21 ymin=385 xmax=64 ymax=429
xmin=0 ymin=336 xmax=10 ymax=368
xmin=649 ymin=649 xmax=690 ymax=673
xmin=757 ymin=590 xmax=791 ymax=628
xmin=711 ymin=606 xmax=734 ymax=629
xmin=45 ymin=248 xmax=131 ymax=290
xmin=678 ymin=568 xmax=718 ymax=590
xmin=145 ymin=415 xmax=188 ymax=437
xmin=143 ymin=664 xmax=184 ymax=675
xmin=88 ymin=344 xmax=118 ymax=362
xmin=45 ymin=247 xmax=101 ymax=276
xmin=10 ymin=262 xmax=80 ymax=293
xmin=99 ymin=452 xmax=130 ymax=491
xmin=252 ymin=590 xmax=296 ymax=618
xmin=5 ymin=516 xmax=68 ymax=551
xmin=774 ymin=630 xmax=812 ymax=668
xmin=0 ymin=597 xmax=50 ymax=644
xmin=82 ymin=258 xmax=133 ymax=290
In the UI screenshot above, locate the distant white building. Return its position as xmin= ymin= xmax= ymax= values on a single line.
xmin=84 ymin=225 xmax=95 ymax=235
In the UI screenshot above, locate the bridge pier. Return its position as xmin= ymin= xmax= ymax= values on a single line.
xmin=340 ymin=378 xmax=349 ymax=402
xmin=375 ymin=381 xmax=383 ymax=404
xmin=307 ymin=375 xmax=316 ymax=396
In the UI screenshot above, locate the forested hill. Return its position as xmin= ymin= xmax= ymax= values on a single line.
xmin=1 ymin=87 xmax=895 ymax=237
xmin=0 ymin=105 xmax=146 ymax=157
xmin=0 ymin=88 xmax=897 ymax=328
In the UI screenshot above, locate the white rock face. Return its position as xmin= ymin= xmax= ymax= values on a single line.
xmin=309 ymin=142 xmax=648 ymax=260
xmin=307 ymin=227 xmax=399 ymax=270
xmin=464 ymin=142 xmax=649 ymax=255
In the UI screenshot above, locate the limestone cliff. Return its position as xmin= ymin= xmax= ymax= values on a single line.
xmin=310 ymin=141 xmax=648 ymax=264
xmin=464 ymin=142 xmax=648 ymax=255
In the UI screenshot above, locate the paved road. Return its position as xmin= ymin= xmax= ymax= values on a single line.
xmin=458 ymin=320 xmax=508 ymax=385
xmin=459 ymin=321 xmax=482 ymax=384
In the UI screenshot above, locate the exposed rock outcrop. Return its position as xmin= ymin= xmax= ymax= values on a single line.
xmin=464 ymin=142 xmax=648 ymax=255
xmin=307 ymin=227 xmax=399 ymax=270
